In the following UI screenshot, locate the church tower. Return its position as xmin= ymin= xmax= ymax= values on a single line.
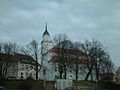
xmin=41 ymin=23 xmax=54 ymax=80
xmin=41 ymin=23 xmax=51 ymax=55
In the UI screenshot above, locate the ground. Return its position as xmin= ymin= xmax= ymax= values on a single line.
xmin=1 ymin=80 xmax=119 ymax=90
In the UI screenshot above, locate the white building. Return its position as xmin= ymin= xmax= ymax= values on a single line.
xmin=40 ymin=24 xmax=90 ymax=81
xmin=0 ymin=53 xmax=39 ymax=80
xmin=40 ymin=23 xmax=55 ymax=80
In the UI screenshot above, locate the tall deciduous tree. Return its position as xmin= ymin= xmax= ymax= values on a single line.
xmin=0 ymin=41 xmax=19 ymax=79
xmin=70 ymin=41 xmax=81 ymax=81
xmin=53 ymin=34 xmax=73 ymax=79
xmin=21 ymin=40 xmax=41 ymax=80
xmin=69 ymin=41 xmax=92 ymax=81
xmin=79 ymin=39 xmax=114 ymax=81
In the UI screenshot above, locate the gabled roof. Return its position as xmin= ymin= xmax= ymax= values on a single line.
xmin=50 ymin=47 xmax=88 ymax=56
xmin=49 ymin=47 xmax=93 ymax=65
xmin=0 ymin=53 xmax=38 ymax=65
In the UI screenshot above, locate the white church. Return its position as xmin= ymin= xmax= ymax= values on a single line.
xmin=40 ymin=23 xmax=89 ymax=81
xmin=40 ymin=23 xmax=55 ymax=81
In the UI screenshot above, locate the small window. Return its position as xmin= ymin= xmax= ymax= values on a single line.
xmin=21 ymin=72 xmax=23 ymax=75
xmin=20 ymin=76 xmax=24 ymax=79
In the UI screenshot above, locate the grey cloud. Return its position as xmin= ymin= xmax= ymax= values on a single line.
xmin=0 ymin=0 xmax=120 ymax=66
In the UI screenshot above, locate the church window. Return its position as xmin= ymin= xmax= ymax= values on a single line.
xmin=21 ymin=72 xmax=23 ymax=75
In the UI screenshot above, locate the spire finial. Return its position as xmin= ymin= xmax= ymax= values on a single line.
xmin=42 ymin=22 xmax=50 ymax=36
xmin=45 ymin=22 xmax=47 ymax=31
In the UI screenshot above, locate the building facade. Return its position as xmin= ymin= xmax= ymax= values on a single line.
xmin=0 ymin=24 xmax=93 ymax=81
xmin=40 ymin=23 xmax=55 ymax=80
xmin=0 ymin=53 xmax=38 ymax=80
xmin=40 ymin=24 xmax=91 ymax=81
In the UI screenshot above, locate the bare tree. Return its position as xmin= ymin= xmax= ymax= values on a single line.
xmin=79 ymin=39 xmax=114 ymax=82
xmin=69 ymin=41 xmax=81 ymax=81
xmin=21 ymin=40 xmax=41 ymax=80
xmin=53 ymin=34 xmax=74 ymax=79
xmin=68 ymin=41 xmax=92 ymax=81
xmin=0 ymin=42 xmax=3 ymax=79
xmin=79 ymin=40 xmax=94 ymax=80
xmin=100 ymin=55 xmax=115 ymax=74
xmin=0 ymin=41 xmax=19 ymax=79
xmin=53 ymin=34 xmax=96 ymax=80
xmin=0 ymin=42 xmax=2 ymax=53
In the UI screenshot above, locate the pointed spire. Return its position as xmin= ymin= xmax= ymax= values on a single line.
xmin=42 ymin=22 xmax=50 ymax=36
xmin=45 ymin=22 xmax=47 ymax=31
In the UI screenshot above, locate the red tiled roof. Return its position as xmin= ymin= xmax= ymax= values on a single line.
xmin=49 ymin=47 xmax=93 ymax=65
xmin=50 ymin=56 xmax=93 ymax=65
xmin=50 ymin=47 xmax=88 ymax=56
xmin=99 ymin=73 xmax=114 ymax=80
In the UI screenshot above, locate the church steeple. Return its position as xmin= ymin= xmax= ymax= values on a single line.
xmin=41 ymin=23 xmax=52 ymax=54
xmin=43 ymin=23 xmax=50 ymax=36
xmin=42 ymin=23 xmax=50 ymax=42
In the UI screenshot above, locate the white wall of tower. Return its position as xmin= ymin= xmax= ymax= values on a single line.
xmin=40 ymin=26 xmax=55 ymax=80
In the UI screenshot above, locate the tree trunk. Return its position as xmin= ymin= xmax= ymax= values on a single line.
xmin=59 ymin=64 xmax=63 ymax=79
xmin=75 ymin=63 xmax=78 ymax=81
xmin=64 ymin=64 xmax=67 ymax=79
xmin=84 ymin=65 xmax=93 ymax=80
xmin=60 ymin=72 xmax=62 ymax=79
xmin=35 ymin=53 xmax=38 ymax=80
xmin=84 ymin=70 xmax=91 ymax=80
xmin=96 ymin=68 xmax=100 ymax=82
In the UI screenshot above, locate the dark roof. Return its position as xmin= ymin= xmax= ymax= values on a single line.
xmin=99 ymin=73 xmax=114 ymax=80
xmin=0 ymin=53 xmax=39 ymax=65
xmin=42 ymin=23 xmax=50 ymax=36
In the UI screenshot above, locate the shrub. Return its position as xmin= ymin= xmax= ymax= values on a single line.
xmin=26 ymin=76 xmax=34 ymax=80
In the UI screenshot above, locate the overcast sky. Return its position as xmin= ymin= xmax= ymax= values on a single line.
xmin=0 ymin=0 xmax=120 ymax=66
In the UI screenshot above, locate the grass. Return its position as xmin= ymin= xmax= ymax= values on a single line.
xmin=0 ymin=80 xmax=97 ymax=90
xmin=73 ymin=80 xmax=97 ymax=86
xmin=0 ymin=80 xmax=44 ymax=90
